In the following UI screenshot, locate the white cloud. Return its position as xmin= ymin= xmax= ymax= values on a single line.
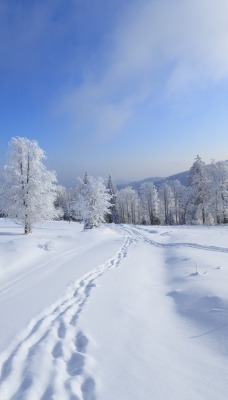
xmin=58 ymin=0 xmax=228 ymax=137
xmin=112 ymin=0 xmax=228 ymax=83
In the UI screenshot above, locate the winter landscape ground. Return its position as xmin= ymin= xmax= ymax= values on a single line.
xmin=0 ymin=218 xmax=228 ymax=399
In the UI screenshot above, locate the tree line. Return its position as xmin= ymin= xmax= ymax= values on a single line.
xmin=0 ymin=137 xmax=228 ymax=234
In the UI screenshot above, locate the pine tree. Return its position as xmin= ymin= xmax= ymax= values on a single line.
xmin=1 ymin=137 xmax=58 ymax=233
xmin=106 ymin=174 xmax=118 ymax=223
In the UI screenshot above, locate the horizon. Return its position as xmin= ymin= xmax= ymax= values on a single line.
xmin=1 ymin=0 xmax=228 ymax=186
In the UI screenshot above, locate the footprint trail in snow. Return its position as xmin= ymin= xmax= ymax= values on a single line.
xmin=0 ymin=237 xmax=134 ymax=400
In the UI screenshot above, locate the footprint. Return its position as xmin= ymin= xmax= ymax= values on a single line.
xmin=75 ymin=331 xmax=88 ymax=353
xmin=57 ymin=321 xmax=66 ymax=339
xmin=66 ymin=353 xmax=84 ymax=376
xmin=0 ymin=349 xmax=17 ymax=382
xmin=52 ymin=341 xmax=63 ymax=358
xmin=70 ymin=312 xmax=79 ymax=326
xmin=85 ymin=283 xmax=96 ymax=297
xmin=69 ymin=395 xmax=80 ymax=400
xmin=65 ymin=382 xmax=80 ymax=400
xmin=26 ymin=317 xmax=45 ymax=340
xmin=81 ymin=377 xmax=96 ymax=400
xmin=40 ymin=384 xmax=54 ymax=400
xmin=11 ymin=375 xmax=33 ymax=400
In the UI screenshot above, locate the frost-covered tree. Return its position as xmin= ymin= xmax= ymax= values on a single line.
xmin=71 ymin=177 xmax=85 ymax=222
xmin=167 ymin=180 xmax=191 ymax=225
xmin=179 ymin=185 xmax=194 ymax=225
xmin=167 ymin=180 xmax=181 ymax=225
xmin=159 ymin=183 xmax=174 ymax=225
xmin=116 ymin=187 xmax=141 ymax=224
xmin=140 ymin=182 xmax=159 ymax=225
xmin=0 ymin=180 xmax=6 ymax=217
xmin=83 ymin=171 xmax=89 ymax=184
xmin=55 ymin=185 xmax=67 ymax=219
xmin=189 ymin=155 xmax=211 ymax=224
xmin=106 ymin=174 xmax=118 ymax=223
xmin=79 ymin=175 xmax=112 ymax=229
xmin=1 ymin=137 xmax=58 ymax=233
xmin=55 ymin=185 xmax=76 ymax=222
xmin=208 ymin=160 xmax=228 ymax=224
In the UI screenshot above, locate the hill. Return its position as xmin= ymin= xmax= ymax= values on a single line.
xmin=117 ymin=170 xmax=189 ymax=191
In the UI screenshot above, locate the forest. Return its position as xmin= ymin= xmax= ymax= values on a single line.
xmin=1 ymin=136 xmax=228 ymax=233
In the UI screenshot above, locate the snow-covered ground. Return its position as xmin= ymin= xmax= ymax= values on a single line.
xmin=0 ymin=219 xmax=228 ymax=399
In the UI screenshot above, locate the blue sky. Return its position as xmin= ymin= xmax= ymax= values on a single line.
xmin=1 ymin=0 xmax=228 ymax=186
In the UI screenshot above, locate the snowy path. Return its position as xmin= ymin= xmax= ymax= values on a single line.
xmin=1 ymin=222 xmax=228 ymax=399
xmin=0 ymin=236 xmax=134 ymax=399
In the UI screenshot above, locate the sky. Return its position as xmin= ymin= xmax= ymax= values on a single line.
xmin=1 ymin=0 xmax=228 ymax=186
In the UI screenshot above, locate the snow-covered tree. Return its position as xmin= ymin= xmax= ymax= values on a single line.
xmin=159 ymin=183 xmax=174 ymax=225
xmin=178 ymin=185 xmax=194 ymax=225
xmin=116 ymin=187 xmax=141 ymax=224
xmin=71 ymin=177 xmax=85 ymax=222
xmin=55 ymin=185 xmax=77 ymax=221
xmin=167 ymin=180 xmax=191 ymax=225
xmin=208 ymin=160 xmax=228 ymax=224
xmin=189 ymin=155 xmax=211 ymax=224
xmin=140 ymin=182 xmax=159 ymax=225
xmin=0 ymin=180 xmax=5 ymax=217
xmin=55 ymin=185 xmax=67 ymax=219
xmin=1 ymin=137 xmax=58 ymax=233
xmin=79 ymin=175 xmax=112 ymax=229
xmin=106 ymin=174 xmax=118 ymax=223
xmin=83 ymin=171 xmax=89 ymax=184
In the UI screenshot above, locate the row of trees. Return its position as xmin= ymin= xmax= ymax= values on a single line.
xmin=57 ymin=156 xmax=228 ymax=227
xmin=1 ymin=137 xmax=228 ymax=234
xmin=0 ymin=137 xmax=113 ymax=233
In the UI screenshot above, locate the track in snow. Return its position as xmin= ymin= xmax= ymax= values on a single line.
xmin=0 ymin=237 xmax=134 ymax=400
xmin=1 ymin=224 xmax=228 ymax=400
xmin=120 ymin=225 xmax=228 ymax=254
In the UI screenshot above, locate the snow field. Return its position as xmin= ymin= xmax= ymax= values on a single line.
xmin=0 ymin=220 xmax=228 ymax=399
xmin=0 ymin=220 xmax=123 ymax=353
xmin=80 ymin=228 xmax=228 ymax=400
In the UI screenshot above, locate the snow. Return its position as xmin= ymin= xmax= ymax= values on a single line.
xmin=0 ymin=219 xmax=123 ymax=353
xmin=0 ymin=219 xmax=228 ymax=399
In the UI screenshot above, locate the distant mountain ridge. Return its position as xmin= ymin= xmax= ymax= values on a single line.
xmin=158 ymin=170 xmax=190 ymax=186
xmin=117 ymin=170 xmax=190 ymax=191
xmin=117 ymin=176 xmax=164 ymax=190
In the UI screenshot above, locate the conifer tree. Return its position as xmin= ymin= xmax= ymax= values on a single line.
xmin=106 ymin=174 xmax=118 ymax=223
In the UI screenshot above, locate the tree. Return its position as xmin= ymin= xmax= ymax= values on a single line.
xmin=208 ymin=160 xmax=228 ymax=224
xmin=1 ymin=137 xmax=58 ymax=233
xmin=116 ymin=187 xmax=141 ymax=224
xmin=159 ymin=183 xmax=174 ymax=225
xmin=189 ymin=155 xmax=210 ymax=224
xmin=178 ymin=185 xmax=194 ymax=225
xmin=140 ymin=182 xmax=159 ymax=225
xmin=55 ymin=185 xmax=76 ymax=222
xmin=79 ymin=175 xmax=112 ymax=229
xmin=106 ymin=174 xmax=118 ymax=223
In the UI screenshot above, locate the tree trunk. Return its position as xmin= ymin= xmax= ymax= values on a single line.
xmin=24 ymin=219 xmax=31 ymax=234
